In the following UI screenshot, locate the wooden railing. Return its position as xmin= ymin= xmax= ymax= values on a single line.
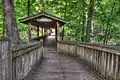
xmin=0 ymin=38 xmax=43 ymax=80
xmin=0 ymin=38 xmax=12 ymax=80
xmin=12 ymin=42 xmax=43 ymax=80
xmin=57 ymin=41 xmax=120 ymax=80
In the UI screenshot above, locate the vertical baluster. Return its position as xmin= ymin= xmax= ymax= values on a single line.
xmin=81 ymin=47 xmax=84 ymax=59
xmin=68 ymin=44 xmax=70 ymax=54
xmin=76 ymin=45 xmax=78 ymax=56
xmin=99 ymin=51 xmax=102 ymax=73
xmin=76 ymin=46 xmax=78 ymax=56
xmin=103 ymin=52 xmax=107 ymax=77
xmin=88 ymin=48 xmax=91 ymax=65
xmin=96 ymin=50 xmax=98 ymax=71
xmin=95 ymin=50 xmax=97 ymax=70
xmin=85 ymin=48 xmax=87 ymax=61
xmin=86 ymin=48 xmax=88 ymax=62
xmin=92 ymin=49 xmax=94 ymax=69
xmin=83 ymin=47 xmax=85 ymax=59
xmin=102 ymin=52 xmax=105 ymax=75
xmin=110 ymin=54 xmax=114 ymax=78
xmin=114 ymin=55 xmax=119 ymax=80
xmin=81 ymin=47 xmax=83 ymax=58
xmin=82 ymin=47 xmax=84 ymax=59
xmin=78 ymin=46 xmax=82 ymax=58
xmin=80 ymin=47 xmax=82 ymax=59
xmin=106 ymin=53 xmax=110 ymax=78
xmin=85 ymin=48 xmax=87 ymax=62
xmin=91 ymin=49 xmax=94 ymax=67
xmin=88 ymin=48 xmax=90 ymax=64
xmin=94 ymin=50 xmax=96 ymax=70
xmin=93 ymin=50 xmax=96 ymax=70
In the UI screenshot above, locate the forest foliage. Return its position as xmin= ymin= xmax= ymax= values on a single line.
xmin=0 ymin=0 xmax=120 ymax=45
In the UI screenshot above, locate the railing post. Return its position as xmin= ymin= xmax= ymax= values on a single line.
xmin=0 ymin=39 xmax=12 ymax=80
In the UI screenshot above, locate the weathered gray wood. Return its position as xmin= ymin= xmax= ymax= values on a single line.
xmin=57 ymin=41 xmax=120 ymax=80
xmin=107 ymin=53 xmax=110 ymax=78
xmin=12 ymin=42 xmax=43 ymax=80
xmin=114 ymin=55 xmax=118 ymax=80
xmin=110 ymin=54 xmax=114 ymax=78
xmin=0 ymin=39 xmax=12 ymax=80
xmin=58 ymin=41 xmax=120 ymax=55
xmin=98 ymin=51 xmax=101 ymax=73
xmin=101 ymin=52 xmax=105 ymax=75
xmin=96 ymin=50 xmax=99 ymax=71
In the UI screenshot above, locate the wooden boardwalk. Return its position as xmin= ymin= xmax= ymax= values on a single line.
xmin=25 ymin=36 xmax=100 ymax=80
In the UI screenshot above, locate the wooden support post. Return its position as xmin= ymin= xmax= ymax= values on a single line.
xmin=37 ymin=26 xmax=39 ymax=39
xmin=62 ymin=27 xmax=64 ymax=40
xmin=55 ymin=26 xmax=57 ymax=42
xmin=28 ymin=23 xmax=31 ymax=42
xmin=0 ymin=39 xmax=12 ymax=80
xmin=42 ymin=27 xmax=44 ymax=37
xmin=56 ymin=22 xmax=60 ymax=41
xmin=42 ymin=27 xmax=44 ymax=44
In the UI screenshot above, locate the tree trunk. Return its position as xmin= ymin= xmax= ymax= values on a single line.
xmin=27 ymin=0 xmax=30 ymax=16
xmin=2 ymin=0 xmax=20 ymax=45
xmin=62 ymin=0 xmax=67 ymax=40
xmin=85 ymin=0 xmax=94 ymax=42
xmin=27 ymin=0 xmax=31 ymax=41
xmin=103 ymin=2 xmax=115 ymax=44
xmin=81 ymin=0 xmax=85 ymax=42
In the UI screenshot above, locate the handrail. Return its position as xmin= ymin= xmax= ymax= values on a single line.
xmin=58 ymin=40 xmax=120 ymax=54
xmin=12 ymin=41 xmax=42 ymax=52
xmin=12 ymin=42 xmax=42 ymax=58
xmin=0 ymin=37 xmax=10 ymax=41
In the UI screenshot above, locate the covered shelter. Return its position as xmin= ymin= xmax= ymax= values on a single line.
xmin=20 ymin=12 xmax=66 ymax=42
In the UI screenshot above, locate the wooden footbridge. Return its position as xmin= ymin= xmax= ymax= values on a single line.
xmin=0 ymin=12 xmax=120 ymax=80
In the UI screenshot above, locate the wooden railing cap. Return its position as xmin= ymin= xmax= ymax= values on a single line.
xmin=58 ymin=40 xmax=120 ymax=53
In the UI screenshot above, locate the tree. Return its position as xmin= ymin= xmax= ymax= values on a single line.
xmin=80 ymin=0 xmax=85 ymax=42
xmin=27 ymin=0 xmax=31 ymax=41
xmin=27 ymin=0 xmax=31 ymax=16
xmin=1 ymin=0 xmax=120 ymax=44
xmin=2 ymin=0 xmax=20 ymax=45
xmin=103 ymin=2 xmax=116 ymax=44
xmin=85 ymin=0 xmax=94 ymax=42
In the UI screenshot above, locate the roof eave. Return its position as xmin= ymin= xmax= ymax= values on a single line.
xmin=19 ymin=12 xmax=66 ymax=24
